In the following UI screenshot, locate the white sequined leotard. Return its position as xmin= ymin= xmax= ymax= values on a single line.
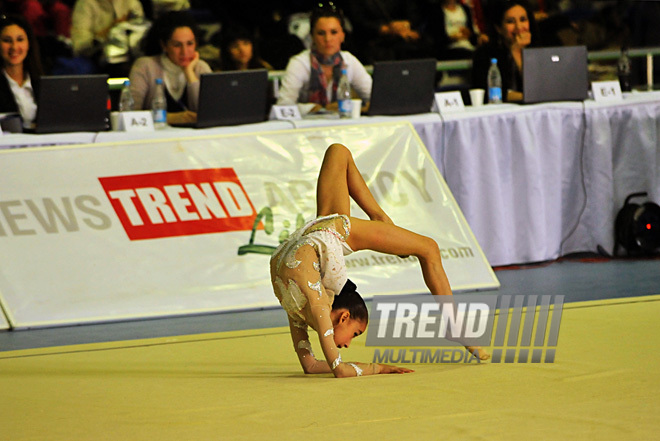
xmin=270 ymin=214 xmax=353 ymax=328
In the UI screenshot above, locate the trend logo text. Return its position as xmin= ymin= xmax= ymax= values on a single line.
xmin=99 ymin=169 xmax=257 ymax=240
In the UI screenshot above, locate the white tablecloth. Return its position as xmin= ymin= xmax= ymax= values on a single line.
xmin=93 ymin=120 xmax=294 ymax=143
xmin=428 ymin=93 xmax=660 ymax=266
xmin=0 ymin=121 xmax=294 ymax=148
xmin=0 ymin=131 xmax=97 ymax=149
xmin=579 ymin=93 xmax=660 ymax=258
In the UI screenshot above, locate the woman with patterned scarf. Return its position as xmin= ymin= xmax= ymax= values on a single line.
xmin=276 ymin=3 xmax=372 ymax=114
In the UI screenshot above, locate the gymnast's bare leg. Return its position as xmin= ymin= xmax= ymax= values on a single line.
xmin=316 ymin=143 xmax=391 ymax=223
xmin=316 ymin=144 xmax=490 ymax=360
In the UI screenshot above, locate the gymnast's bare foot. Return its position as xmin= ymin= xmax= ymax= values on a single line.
xmin=466 ymin=346 xmax=491 ymax=361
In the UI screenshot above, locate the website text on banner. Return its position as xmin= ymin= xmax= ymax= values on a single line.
xmin=0 ymin=123 xmax=498 ymax=328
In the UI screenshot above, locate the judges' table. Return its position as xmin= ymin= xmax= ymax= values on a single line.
xmin=0 ymin=131 xmax=98 ymax=149
xmin=432 ymin=102 xmax=589 ymax=266
xmin=2 ymin=93 xmax=658 ymax=266
xmin=0 ymin=121 xmax=295 ymax=149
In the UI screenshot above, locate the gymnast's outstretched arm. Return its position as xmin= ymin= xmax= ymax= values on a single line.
xmin=288 ymin=318 xmax=332 ymax=374
xmin=288 ymin=297 xmax=413 ymax=377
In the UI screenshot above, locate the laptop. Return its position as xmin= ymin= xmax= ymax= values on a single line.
xmin=175 ymin=69 xmax=269 ymax=128
xmin=368 ymin=58 xmax=437 ymax=115
xmin=35 ymin=75 xmax=109 ymax=133
xmin=522 ymin=46 xmax=589 ymax=104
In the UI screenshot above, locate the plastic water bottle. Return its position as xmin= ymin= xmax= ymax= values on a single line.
xmin=152 ymin=78 xmax=167 ymax=128
xmin=118 ymin=80 xmax=134 ymax=112
xmin=487 ymin=58 xmax=503 ymax=104
xmin=617 ymin=46 xmax=632 ymax=92
xmin=337 ymin=67 xmax=352 ymax=118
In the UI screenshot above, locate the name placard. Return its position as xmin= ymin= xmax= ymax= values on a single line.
xmin=118 ymin=111 xmax=155 ymax=132
xmin=591 ymin=81 xmax=623 ymax=102
xmin=432 ymin=91 xmax=465 ymax=114
xmin=269 ymin=105 xmax=302 ymax=121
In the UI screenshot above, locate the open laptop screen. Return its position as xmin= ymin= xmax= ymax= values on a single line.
xmin=35 ymin=75 xmax=109 ymax=133
xmin=522 ymin=46 xmax=588 ymax=104
xmin=368 ymin=58 xmax=437 ymax=116
xmin=193 ymin=69 xmax=269 ymax=128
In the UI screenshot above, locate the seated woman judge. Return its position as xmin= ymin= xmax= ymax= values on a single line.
xmin=0 ymin=14 xmax=43 ymax=130
xmin=218 ymin=26 xmax=273 ymax=72
xmin=128 ymin=11 xmax=211 ymax=125
xmin=276 ymin=2 xmax=371 ymax=114
xmin=470 ymin=0 xmax=539 ymax=103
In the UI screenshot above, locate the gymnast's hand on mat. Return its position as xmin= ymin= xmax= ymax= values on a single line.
xmin=376 ymin=364 xmax=415 ymax=374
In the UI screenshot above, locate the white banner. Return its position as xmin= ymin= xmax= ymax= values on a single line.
xmin=0 ymin=123 xmax=498 ymax=328
xmin=0 ymin=303 xmax=8 ymax=330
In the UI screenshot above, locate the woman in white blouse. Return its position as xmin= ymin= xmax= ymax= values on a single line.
xmin=128 ymin=11 xmax=211 ymax=126
xmin=0 ymin=15 xmax=42 ymax=130
xmin=276 ymin=3 xmax=372 ymax=113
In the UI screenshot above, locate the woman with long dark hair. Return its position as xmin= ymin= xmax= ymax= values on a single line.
xmin=128 ymin=11 xmax=211 ymax=125
xmin=219 ymin=26 xmax=272 ymax=72
xmin=0 ymin=14 xmax=43 ymax=129
xmin=471 ymin=0 xmax=540 ymax=102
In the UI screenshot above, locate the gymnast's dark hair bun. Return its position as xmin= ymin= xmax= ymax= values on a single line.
xmin=332 ymin=278 xmax=368 ymax=323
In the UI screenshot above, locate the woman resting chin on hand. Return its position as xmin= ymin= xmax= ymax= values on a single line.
xmin=470 ymin=0 xmax=538 ymax=103
xmin=128 ymin=11 xmax=212 ymax=124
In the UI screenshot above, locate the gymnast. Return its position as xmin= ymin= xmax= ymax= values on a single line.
xmin=270 ymin=143 xmax=489 ymax=377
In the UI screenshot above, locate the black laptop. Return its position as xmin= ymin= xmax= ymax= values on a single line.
xmin=367 ymin=58 xmax=437 ymax=115
xmin=34 ymin=75 xmax=109 ymax=133
xmin=174 ymin=69 xmax=269 ymax=128
xmin=522 ymin=46 xmax=589 ymax=104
